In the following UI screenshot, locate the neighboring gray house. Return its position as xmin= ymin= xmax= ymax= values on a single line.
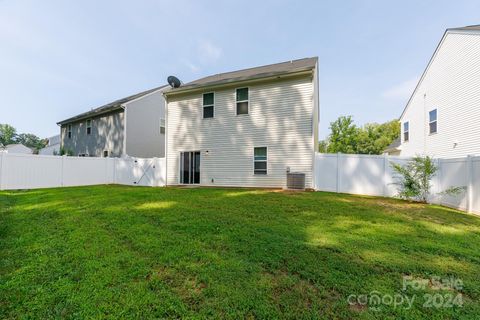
xmin=57 ymin=85 xmax=167 ymax=158
xmin=39 ymin=134 xmax=60 ymax=155
xmin=163 ymin=57 xmax=319 ymax=188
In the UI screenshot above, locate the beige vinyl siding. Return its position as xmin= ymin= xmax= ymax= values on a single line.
xmin=400 ymin=31 xmax=480 ymax=158
xmin=166 ymin=75 xmax=315 ymax=188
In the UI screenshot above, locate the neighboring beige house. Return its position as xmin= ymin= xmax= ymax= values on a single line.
xmin=384 ymin=138 xmax=401 ymax=156
xmin=4 ymin=144 xmax=33 ymax=154
xmin=163 ymin=57 xmax=319 ymax=188
xmin=399 ymin=25 xmax=480 ymax=158
xmin=57 ymin=85 xmax=167 ymax=158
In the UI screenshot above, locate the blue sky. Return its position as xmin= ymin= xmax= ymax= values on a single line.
xmin=1 ymin=0 xmax=479 ymax=139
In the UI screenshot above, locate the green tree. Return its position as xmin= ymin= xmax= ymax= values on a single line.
xmin=323 ymin=116 xmax=400 ymax=155
xmin=318 ymin=140 xmax=328 ymax=153
xmin=326 ymin=116 xmax=358 ymax=153
xmin=391 ymin=156 xmax=438 ymax=202
xmin=356 ymin=120 xmax=400 ymax=154
xmin=0 ymin=124 xmax=17 ymax=147
xmin=15 ymin=133 xmax=47 ymax=153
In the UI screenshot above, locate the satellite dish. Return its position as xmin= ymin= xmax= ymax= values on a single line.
xmin=167 ymin=76 xmax=181 ymax=88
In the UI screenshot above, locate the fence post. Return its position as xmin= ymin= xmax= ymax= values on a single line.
xmin=113 ymin=158 xmax=117 ymax=184
xmin=383 ymin=154 xmax=387 ymax=196
xmin=61 ymin=155 xmax=65 ymax=187
xmin=336 ymin=153 xmax=340 ymax=193
xmin=466 ymin=155 xmax=473 ymax=213
xmin=435 ymin=158 xmax=442 ymax=206
xmin=0 ymin=152 xmax=5 ymax=190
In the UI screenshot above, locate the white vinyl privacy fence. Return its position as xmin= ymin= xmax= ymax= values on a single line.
xmin=0 ymin=152 xmax=165 ymax=190
xmin=315 ymin=153 xmax=480 ymax=215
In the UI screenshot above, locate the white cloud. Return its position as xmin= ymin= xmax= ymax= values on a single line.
xmin=184 ymin=61 xmax=200 ymax=72
xmin=198 ymin=40 xmax=222 ymax=63
xmin=382 ymin=77 xmax=419 ymax=100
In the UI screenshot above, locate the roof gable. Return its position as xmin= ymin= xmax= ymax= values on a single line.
xmin=400 ymin=26 xmax=480 ymax=119
xmin=57 ymin=85 xmax=168 ymax=125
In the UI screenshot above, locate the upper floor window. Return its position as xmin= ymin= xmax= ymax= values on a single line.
xmin=86 ymin=119 xmax=92 ymax=135
xmin=429 ymin=109 xmax=437 ymax=134
xmin=236 ymin=88 xmax=249 ymax=115
xmin=403 ymin=121 xmax=409 ymax=142
xmin=203 ymin=93 xmax=214 ymax=119
xmin=160 ymin=119 xmax=166 ymax=134
xmin=67 ymin=124 xmax=72 ymax=139
xmin=254 ymin=147 xmax=267 ymax=175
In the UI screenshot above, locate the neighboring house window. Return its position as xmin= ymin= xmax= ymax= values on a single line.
xmin=236 ymin=88 xmax=249 ymax=115
xmin=403 ymin=122 xmax=409 ymax=142
xmin=67 ymin=124 xmax=72 ymax=139
xmin=254 ymin=147 xmax=267 ymax=175
xmin=103 ymin=150 xmax=109 ymax=158
xmin=86 ymin=119 xmax=92 ymax=135
xmin=160 ymin=119 xmax=166 ymax=134
xmin=429 ymin=109 xmax=437 ymax=134
xmin=203 ymin=92 xmax=214 ymax=118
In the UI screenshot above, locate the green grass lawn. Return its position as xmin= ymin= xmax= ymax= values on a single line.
xmin=1 ymin=186 xmax=479 ymax=319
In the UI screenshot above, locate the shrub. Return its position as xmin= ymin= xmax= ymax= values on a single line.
xmin=391 ymin=156 xmax=437 ymax=202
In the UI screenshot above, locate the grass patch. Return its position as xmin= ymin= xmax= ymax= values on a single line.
xmin=1 ymin=185 xmax=479 ymax=319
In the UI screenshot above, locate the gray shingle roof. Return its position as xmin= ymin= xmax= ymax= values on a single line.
xmin=57 ymin=85 xmax=168 ymax=125
xmin=448 ymin=24 xmax=480 ymax=31
xmin=384 ymin=138 xmax=401 ymax=152
xmin=164 ymin=57 xmax=318 ymax=94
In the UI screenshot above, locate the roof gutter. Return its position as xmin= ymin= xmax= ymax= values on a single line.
xmin=163 ymin=69 xmax=314 ymax=97
xmin=56 ymin=106 xmax=124 ymax=126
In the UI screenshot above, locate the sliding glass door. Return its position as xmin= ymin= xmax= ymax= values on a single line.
xmin=180 ymin=151 xmax=200 ymax=184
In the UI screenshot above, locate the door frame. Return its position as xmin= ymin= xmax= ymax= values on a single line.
xmin=179 ymin=151 xmax=201 ymax=184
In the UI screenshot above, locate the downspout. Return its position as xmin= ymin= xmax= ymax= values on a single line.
xmin=423 ymin=93 xmax=427 ymax=155
xmin=56 ymin=123 xmax=62 ymax=152
xmin=163 ymin=94 xmax=168 ymax=187
xmin=120 ymin=104 xmax=127 ymax=157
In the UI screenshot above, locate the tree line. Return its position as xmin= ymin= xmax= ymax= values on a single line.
xmin=0 ymin=124 xmax=47 ymax=153
xmin=319 ymin=116 xmax=400 ymax=154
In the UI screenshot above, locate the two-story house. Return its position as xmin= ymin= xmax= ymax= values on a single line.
xmin=163 ymin=57 xmax=319 ymax=188
xmin=399 ymin=25 xmax=480 ymax=158
xmin=57 ymin=85 xmax=167 ymax=158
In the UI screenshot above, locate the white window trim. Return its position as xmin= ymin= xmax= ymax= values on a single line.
xmin=67 ymin=124 xmax=72 ymax=139
xmin=403 ymin=121 xmax=409 ymax=143
xmin=253 ymin=146 xmax=268 ymax=175
xmin=202 ymin=92 xmax=215 ymax=119
xmin=235 ymin=87 xmax=249 ymax=115
xmin=86 ymin=119 xmax=92 ymax=135
xmin=429 ymin=108 xmax=438 ymax=135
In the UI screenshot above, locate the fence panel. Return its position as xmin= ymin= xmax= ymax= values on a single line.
xmin=0 ymin=153 xmax=63 ymax=189
xmin=63 ymin=157 xmax=115 ymax=187
xmin=314 ymin=153 xmax=337 ymax=192
xmin=338 ymin=154 xmax=385 ymax=196
xmin=315 ymin=153 xmax=479 ymax=215
xmin=433 ymin=158 xmax=468 ymax=211
xmin=0 ymin=152 xmax=165 ymax=190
